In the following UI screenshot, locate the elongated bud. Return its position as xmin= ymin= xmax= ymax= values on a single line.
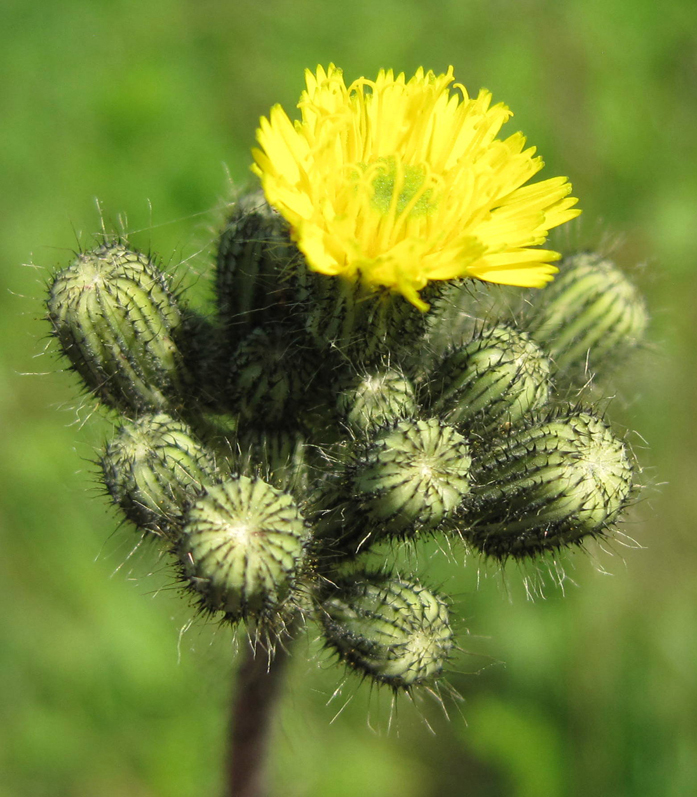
xmin=337 ymin=367 xmax=417 ymax=436
xmin=215 ymin=191 xmax=295 ymax=332
xmin=179 ymin=477 xmax=308 ymax=622
xmin=101 ymin=413 xmax=216 ymax=540
xmin=47 ymin=243 xmax=189 ymax=414
xmin=227 ymin=325 xmax=317 ymax=425
xmin=426 ymin=325 xmax=552 ymax=433
xmin=237 ymin=428 xmax=309 ymax=494
xmin=526 ymin=253 xmax=649 ymax=379
xmin=319 ymin=572 xmax=454 ymax=689
xmin=463 ymin=411 xmax=634 ymax=559
xmin=352 ymin=418 xmax=472 ymax=536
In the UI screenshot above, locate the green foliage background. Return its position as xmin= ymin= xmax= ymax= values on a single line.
xmin=2 ymin=0 xmax=696 ymax=794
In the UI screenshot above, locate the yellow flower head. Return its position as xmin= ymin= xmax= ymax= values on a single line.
xmin=252 ymin=65 xmax=580 ymax=310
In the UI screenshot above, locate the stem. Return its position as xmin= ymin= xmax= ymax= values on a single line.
xmin=225 ymin=635 xmax=293 ymax=797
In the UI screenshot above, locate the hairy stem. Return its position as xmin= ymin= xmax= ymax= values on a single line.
xmin=225 ymin=636 xmax=294 ymax=797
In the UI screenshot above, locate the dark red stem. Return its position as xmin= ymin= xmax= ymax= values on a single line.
xmin=225 ymin=638 xmax=293 ymax=797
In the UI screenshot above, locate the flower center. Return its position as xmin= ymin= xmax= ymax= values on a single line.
xmin=368 ymin=157 xmax=436 ymax=219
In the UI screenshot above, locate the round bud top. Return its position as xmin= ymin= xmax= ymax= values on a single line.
xmin=215 ymin=191 xmax=294 ymax=332
xmin=526 ymin=253 xmax=649 ymax=378
xmin=227 ymin=325 xmax=316 ymax=425
xmin=319 ymin=573 xmax=454 ymax=689
xmin=101 ymin=413 xmax=216 ymax=539
xmin=353 ymin=418 xmax=472 ymax=535
xmin=465 ymin=411 xmax=633 ymax=559
xmin=237 ymin=428 xmax=309 ymax=494
xmin=180 ymin=477 xmax=307 ymax=621
xmin=46 ymin=243 xmax=188 ymax=414
xmin=336 ymin=367 xmax=417 ymax=436
xmin=427 ymin=325 xmax=551 ymax=433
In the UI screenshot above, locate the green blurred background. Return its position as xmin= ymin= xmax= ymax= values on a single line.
xmin=2 ymin=0 xmax=697 ymax=794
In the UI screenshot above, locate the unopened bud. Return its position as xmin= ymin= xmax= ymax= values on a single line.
xmin=337 ymin=367 xmax=417 ymax=436
xmin=215 ymin=191 xmax=295 ymax=332
xmin=228 ymin=325 xmax=316 ymax=425
xmin=319 ymin=572 xmax=454 ymax=689
xmin=352 ymin=418 xmax=471 ymax=535
xmin=180 ymin=477 xmax=308 ymax=622
xmin=526 ymin=253 xmax=649 ymax=379
xmin=101 ymin=413 xmax=216 ymax=539
xmin=47 ymin=243 xmax=188 ymax=414
xmin=427 ymin=325 xmax=551 ymax=433
xmin=237 ymin=428 xmax=309 ymax=494
xmin=464 ymin=410 xmax=634 ymax=559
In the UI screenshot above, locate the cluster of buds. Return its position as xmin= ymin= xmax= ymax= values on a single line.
xmin=46 ymin=193 xmax=647 ymax=694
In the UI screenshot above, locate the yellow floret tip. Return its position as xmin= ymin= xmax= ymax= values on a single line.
xmin=252 ymin=64 xmax=581 ymax=309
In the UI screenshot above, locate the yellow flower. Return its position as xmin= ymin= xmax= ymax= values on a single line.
xmin=252 ymin=65 xmax=580 ymax=310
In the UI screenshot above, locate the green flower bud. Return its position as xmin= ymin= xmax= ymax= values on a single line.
xmin=46 ymin=243 xmax=188 ymax=414
xmin=427 ymin=325 xmax=551 ymax=433
xmin=228 ymin=325 xmax=317 ymax=425
xmin=526 ymin=253 xmax=649 ymax=379
xmin=237 ymin=427 xmax=309 ymax=494
xmin=101 ymin=413 xmax=217 ymax=540
xmin=215 ymin=191 xmax=295 ymax=332
xmin=319 ymin=572 xmax=454 ymax=689
xmin=352 ymin=418 xmax=472 ymax=535
xmin=180 ymin=477 xmax=308 ymax=622
xmin=337 ymin=367 xmax=417 ymax=436
xmin=464 ymin=411 xmax=634 ymax=559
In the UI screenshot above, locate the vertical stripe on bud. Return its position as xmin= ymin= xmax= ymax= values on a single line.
xmin=426 ymin=325 xmax=552 ymax=433
xmin=318 ymin=572 xmax=454 ymax=690
xmin=294 ymin=272 xmax=439 ymax=361
xmin=352 ymin=418 xmax=472 ymax=535
xmin=215 ymin=191 xmax=295 ymax=333
xmin=47 ymin=243 xmax=188 ymax=414
xmin=101 ymin=413 xmax=216 ymax=540
xmin=526 ymin=253 xmax=649 ymax=378
xmin=337 ymin=367 xmax=417 ymax=436
xmin=236 ymin=428 xmax=309 ymax=494
xmin=180 ymin=477 xmax=308 ymax=622
xmin=464 ymin=410 xmax=634 ymax=559
xmin=227 ymin=325 xmax=317 ymax=425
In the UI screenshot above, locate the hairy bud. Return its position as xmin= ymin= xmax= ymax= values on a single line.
xmin=427 ymin=325 xmax=551 ymax=433
xmin=227 ymin=325 xmax=316 ymax=425
xmin=101 ymin=413 xmax=216 ymax=539
xmin=337 ymin=367 xmax=418 ymax=436
xmin=352 ymin=418 xmax=472 ymax=536
xmin=463 ymin=411 xmax=634 ymax=559
xmin=526 ymin=253 xmax=649 ymax=379
xmin=179 ymin=477 xmax=308 ymax=622
xmin=319 ymin=572 xmax=454 ymax=689
xmin=47 ymin=243 xmax=188 ymax=414
xmin=215 ymin=191 xmax=295 ymax=332
xmin=236 ymin=427 xmax=310 ymax=494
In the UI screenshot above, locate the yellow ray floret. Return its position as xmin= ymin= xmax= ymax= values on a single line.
xmin=252 ymin=65 xmax=580 ymax=310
